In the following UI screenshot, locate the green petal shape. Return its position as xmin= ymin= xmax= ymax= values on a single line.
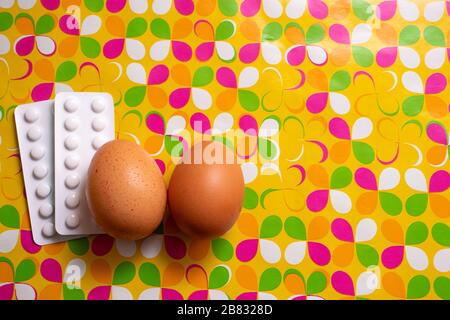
xmin=150 ymin=18 xmax=171 ymax=39
xmin=0 ymin=205 xmax=20 ymax=228
xmin=126 ymin=18 xmax=147 ymax=38
xmin=352 ymin=46 xmax=373 ymax=67
xmin=238 ymin=89 xmax=259 ymax=111
xmin=402 ymin=95 xmax=424 ymax=116
xmin=212 ymin=238 xmax=233 ymax=261
xmin=0 ymin=12 xmax=13 ymax=31
xmin=352 ymin=0 xmax=373 ymax=20
xmin=431 ymin=223 xmax=450 ymax=247
xmin=258 ymin=138 xmax=277 ymax=160
xmin=80 ymin=37 xmax=100 ymax=58
xmin=68 ymin=238 xmax=89 ymax=255
xmin=15 ymin=259 xmax=36 ymax=282
xmin=260 ymin=215 xmax=282 ymax=239
xmin=139 ymin=262 xmax=161 ymax=287
xmin=259 ymin=268 xmax=282 ymax=292
xmin=379 ymin=192 xmax=402 ymax=216
xmin=216 ymin=20 xmax=235 ymax=41
xmin=244 ymin=187 xmax=258 ymax=210
xmin=63 ymin=284 xmax=85 ymax=300
xmin=399 ymin=25 xmax=421 ymax=46
xmin=209 ymin=266 xmax=230 ymax=289
xmin=306 ymin=271 xmax=327 ymax=295
xmin=192 ymin=66 xmax=214 ymax=87
xmin=112 ymin=261 xmax=136 ymax=285
xmin=218 ymin=0 xmax=238 ymax=16
xmin=352 ymin=141 xmax=375 ymax=164
xmin=84 ymin=0 xmax=104 ymax=12
xmin=330 ymin=71 xmax=351 ymax=91
xmin=124 ymin=86 xmax=146 ymax=107
xmin=356 ymin=243 xmax=379 ymax=267
xmin=262 ymin=22 xmax=282 ymax=42
xmin=330 ymin=166 xmax=352 ymax=189
xmin=405 ymin=193 xmax=428 ymax=216
xmin=407 ymin=275 xmax=430 ymax=299
xmin=284 ymin=216 xmax=306 ymax=240
xmin=424 ymin=26 xmax=446 ymax=47
xmin=306 ymin=24 xmax=325 ymax=44
xmin=164 ymin=136 xmax=183 ymax=158
xmin=36 ymin=15 xmax=55 ymax=35
xmin=405 ymin=221 xmax=428 ymax=245
xmin=434 ymin=277 xmax=450 ymax=300
xmin=55 ymin=61 xmax=77 ymax=82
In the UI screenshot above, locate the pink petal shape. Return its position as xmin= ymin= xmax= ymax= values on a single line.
xmin=427 ymin=123 xmax=448 ymax=145
xmin=308 ymin=241 xmax=331 ymax=266
xmin=155 ymin=159 xmax=166 ymax=175
xmin=236 ymin=292 xmax=258 ymax=300
xmin=216 ymin=67 xmax=237 ymax=88
xmin=92 ymin=234 xmax=115 ymax=256
xmin=88 ymin=286 xmax=111 ymax=300
xmin=355 ymin=167 xmax=378 ymax=191
xmin=146 ymin=113 xmax=165 ymax=135
xmin=41 ymin=0 xmax=60 ymax=10
xmin=329 ymin=24 xmax=350 ymax=44
xmin=329 ymin=117 xmax=351 ymax=140
xmin=331 ymin=271 xmax=355 ymax=296
xmin=381 ymin=245 xmax=404 ymax=269
xmin=164 ymin=235 xmax=187 ymax=260
xmin=376 ymin=47 xmax=397 ymax=68
xmin=306 ymin=190 xmax=329 ymax=212
xmin=236 ymin=239 xmax=259 ymax=262
xmin=20 ymin=230 xmax=41 ymax=254
xmin=15 ymin=36 xmax=35 ymax=56
xmin=106 ymin=0 xmax=126 ymax=12
xmin=40 ymin=258 xmax=62 ymax=283
xmin=148 ymin=64 xmax=169 ymax=85
xmin=286 ymin=45 xmax=306 ymax=66
xmin=425 ymin=73 xmax=447 ymax=94
xmin=162 ymin=288 xmax=183 ymax=300
xmin=306 ymin=92 xmax=328 ymax=113
xmin=331 ymin=218 xmax=354 ymax=242
xmin=429 ymin=170 xmax=450 ymax=193
xmin=196 ymin=42 xmax=215 ymax=61
xmin=292 ymin=295 xmax=308 ymax=300
xmin=172 ymin=41 xmax=192 ymax=62
xmin=175 ymin=0 xmax=194 ymax=15
xmin=308 ymin=0 xmax=329 ymax=19
xmin=169 ymin=88 xmax=191 ymax=109
xmin=239 ymin=115 xmax=258 ymax=136
xmin=190 ymin=112 xmax=211 ymax=134
xmin=0 ymin=283 xmax=14 ymax=300
xmin=239 ymin=43 xmax=260 ymax=64
xmin=240 ymin=0 xmax=261 ymax=17
xmin=377 ymin=0 xmax=397 ymax=21
xmin=59 ymin=15 xmax=80 ymax=35
xmin=103 ymin=38 xmax=125 ymax=59
xmin=189 ymin=290 xmax=209 ymax=300
xmin=31 ymin=83 xmax=54 ymax=102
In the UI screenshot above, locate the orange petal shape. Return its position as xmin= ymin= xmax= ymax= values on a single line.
xmin=90 ymin=259 xmax=112 ymax=284
xmin=15 ymin=15 xmax=34 ymax=34
xmin=144 ymin=135 xmax=164 ymax=155
xmin=285 ymin=25 xmax=305 ymax=44
xmin=217 ymin=89 xmax=237 ymax=111
xmin=426 ymin=145 xmax=447 ymax=166
xmin=162 ymin=262 xmax=184 ymax=287
xmin=356 ymin=191 xmax=378 ymax=215
xmin=307 ymin=69 xmax=328 ymax=91
xmin=332 ymin=243 xmax=354 ymax=267
xmin=429 ymin=194 xmax=450 ymax=218
xmin=173 ymin=18 xmax=193 ymax=39
xmin=237 ymin=212 xmax=259 ymax=238
xmin=105 ymin=15 xmax=125 ymax=37
xmin=0 ymin=262 xmax=13 ymax=282
xmin=381 ymin=219 xmax=404 ymax=244
xmin=34 ymin=59 xmax=55 ymax=82
xmin=188 ymin=238 xmax=210 ymax=260
xmin=196 ymin=0 xmax=216 ymax=16
xmin=425 ymin=95 xmax=447 ymax=118
xmin=171 ymin=64 xmax=191 ymax=86
xmin=376 ymin=23 xmax=397 ymax=46
xmin=236 ymin=265 xmax=257 ymax=291
xmin=284 ymin=273 xmax=305 ymax=295
xmin=240 ymin=20 xmax=260 ymax=42
xmin=308 ymin=216 xmax=329 ymax=241
xmin=330 ymin=0 xmax=350 ymax=20
xmin=382 ymin=272 xmax=405 ymax=299
xmin=186 ymin=265 xmax=208 ymax=289
xmin=194 ymin=20 xmax=214 ymax=41
xmin=148 ymin=87 xmax=168 ymax=109
xmin=307 ymin=164 xmax=329 ymax=188
xmin=58 ymin=36 xmax=79 ymax=58
xmin=330 ymin=141 xmax=351 ymax=164
xmin=330 ymin=46 xmax=351 ymax=67
xmin=39 ymin=284 xmax=61 ymax=300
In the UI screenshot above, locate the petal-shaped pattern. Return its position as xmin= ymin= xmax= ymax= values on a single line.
xmin=0 ymin=230 xmax=19 ymax=253
xmin=286 ymin=45 xmax=306 ymax=66
xmin=152 ymin=0 xmax=171 ymax=15
xmin=15 ymin=283 xmax=36 ymax=300
xmin=263 ymin=0 xmax=283 ymax=18
xmin=351 ymin=117 xmax=373 ymax=140
xmin=116 ymin=240 xmax=136 ymax=257
xmin=398 ymin=0 xmax=419 ymax=21
xmin=80 ymin=15 xmax=101 ymax=35
xmin=192 ymin=87 xmax=212 ymax=110
xmin=149 ymin=40 xmax=170 ymax=61
xmin=260 ymin=239 xmax=281 ymax=264
xmin=329 ymin=92 xmax=350 ymax=115
xmin=306 ymin=45 xmax=327 ymax=66
xmin=308 ymin=241 xmax=330 ymax=266
xmin=351 ymin=24 xmax=372 ymax=44
xmin=424 ymin=1 xmax=446 ymax=22
xmin=331 ymin=218 xmax=354 ymax=242
xmin=433 ymin=248 xmax=450 ymax=272
xmin=236 ymin=239 xmax=259 ymax=262
xmin=216 ymin=41 xmax=235 ymax=61
xmin=331 ymin=271 xmax=354 ymax=296
xmin=379 ymin=167 xmax=400 ymax=191
xmin=141 ymin=235 xmax=163 ymax=258
xmin=238 ymin=67 xmax=259 ymax=88
xmin=405 ymin=246 xmax=429 ymax=271
xmin=425 ymin=48 xmax=446 ymax=70
xmin=376 ymin=47 xmax=397 ymax=68
xmin=0 ymin=34 xmax=10 ymax=54
xmin=286 ymin=0 xmax=307 ymax=19
xmin=172 ymin=40 xmax=192 ymax=61
xmin=126 ymin=63 xmax=147 ymax=84
xmin=239 ymin=43 xmax=260 ymax=64
xmin=399 ymin=47 xmax=420 ymax=69
xmin=125 ymin=38 xmax=145 ymax=60
xmin=284 ymin=241 xmax=307 ymax=265
xmin=330 ymin=190 xmax=352 ymax=214
xmin=405 ymin=168 xmax=427 ymax=192
xmin=241 ymin=162 xmax=258 ymax=184
xmin=355 ymin=271 xmax=378 ymax=296
xmin=306 ymin=189 xmax=329 ymax=212
xmin=355 ymin=218 xmax=377 ymax=242
xmin=402 ymin=71 xmax=424 ymax=93
xmin=139 ymin=288 xmax=161 ymax=300
xmin=382 ymin=246 xmax=404 ymax=269
xmin=111 ymin=286 xmax=133 ymax=300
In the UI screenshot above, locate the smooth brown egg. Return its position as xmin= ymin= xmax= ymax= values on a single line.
xmin=86 ymin=140 xmax=166 ymax=240
xmin=168 ymin=140 xmax=244 ymax=238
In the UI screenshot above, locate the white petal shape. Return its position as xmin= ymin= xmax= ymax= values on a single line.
xmin=263 ymin=0 xmax=283 ymax=18
xmin=356 ymin=271 xmax=378 ymax=296
xmin=259 ymin=118 xmax=279 ymax=137
xmin=241 ymin=162 xmax=258 ymax=184
xmin=149 ymin=40 xmax=170 ymax=61
xmin=111 ymin=286 xmax=133 ymax=300
xmin=424 ymin=1 xmax=445 ymax=22
xmin=258 ymin=292 xmax=277 ymax=300
xmin=329 ymin=92 xmax=350 ymax=115
xmin=18 ymin=0 xmax=36 ymax=9
xmin=216 ymin=41 xmax=235 ymax=61
xmin=284 ymin=241 xmax=306 ymax=265
xmin=0 ymin=230 xmax=19 ymax=253
xmin=351 ymin=24 xmax=372 ymax=44
xmin=0 ymin=0 xmax=13 ymax=8
xmin=126 ymin=38 xmax=145 ymax=60
xmin=406 ymin=246 xmax=429 ymax=271
xmin=260 ymin=239 xmax=281 ymax=264
xmin=425 ymin=47 xmax=446 ymax=70
xmin=399 ymin=47 xmax=420 ymax=69
xmin=64 ymin=258 xmax=86 ymax=283
xmin=286 ymin=0 xmax=306 ymax=19
xmin=212 ymin=112 xmax=233 ymax=134
xmin=209 ymin=290 xmax=229 ymax=300
xmin=36 ymin=36 xmax=56 ymax=56
xmin=139 ymin=288 xmax=161 ymax=300
xmin=141 ymin=234 xmax=163 ymax=258
xmin=307 ymin=295 xmax=325 ymax=300
xmin=152 ymin=0 xmax=171 ymax=15
xmin=116 ymin=239 xmax=136 ymax=257
xmin=330 ymin=190 xmax=352 ymax=214
xmin=307 ymin=45 xmax=327 ymax=65
xmin=126 ymin=62 xmax=146 ymax=84
xmin=15 ymin=284 xmax=36 ymax=300
xmin=192 ymin=88 xmax=212 ymax=110
xmin=433 ymin=248 xmax=450 ymax=272
xmin=351 ymin=117 xmax=373 ymax=140
xmin=401 ymin=71 xmax=423 ymax=93
xmin=355 ymin=219 xmax=377 ymax=242
xmin=398 ymin=0 xmax=419 ymax=21
xmin=130 ymin=0 xmax=148 ymax=13
xmin=165 ymin=115 xmax=186 ymax=135
xmin=238 ymin=67 xmax=259 ymax=88
xmin=80 ymin=15 xmax=101 ymax=35
xmin=262 ymin=43 xmax=282 ymax=65
xmin=0 ymin=34 xmax=10 ymax=54
xmin=379 ymin=168 xmax=400 ymax=191
xmin=405 ymin=168 xmax=427 ymax=192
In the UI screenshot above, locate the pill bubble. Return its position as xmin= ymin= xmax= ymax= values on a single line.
xmin=64 ymin=155 xmax=79 ymax=170
xmin=64 ymin=136 xmax=79 ymax=151
xmin=30 ymin=146 xmax=45 ymax=160
xmin=92 ymin=117 xmax=106 ymax=132
xmin=27 ymin=126 xmax=42 ymax=141
xmin=92 ymin=136 xmax=106 ymax=150
xmin=64 ymin=117 xmax=79 ymax=131
xmin=65 ymin=174 xmax=80 ymax=189
xmin=33 ymin=165 xmax=48 ymax=179
xmin=91 ymin=97 xmax=106 ymax=113
xmin=65 ymin=214 xmax=80 ymax=229
xmin=42 ymin=222 xmax=56 ymax=237
xmin=65 ymin=193 xmax=80 ymax=209
xmin=24 ymin=109 xmax=40 ymax=123
xmin=39 ymin=203 xmax=53 ymax=218
xmin=64 ymin=98 xmax=79 ymax=113
xmin=36 ymin=184 xmax=51 ymax=198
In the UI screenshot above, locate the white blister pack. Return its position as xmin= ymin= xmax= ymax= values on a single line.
xmin=15 ymin=100 xmax=80 ymax=245
xmin=54 ymin=92 xmax=114 ymax=235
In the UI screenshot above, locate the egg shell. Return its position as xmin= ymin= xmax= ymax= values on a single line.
xmin=86 ymin=140 xmax=166 ymax=240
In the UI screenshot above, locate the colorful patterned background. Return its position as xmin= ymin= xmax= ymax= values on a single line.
xmin=0 ymin=0 xmax=449 ymax=300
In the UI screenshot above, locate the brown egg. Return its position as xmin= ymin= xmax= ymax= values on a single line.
xmin=86 ymin=140 xmax=166 ymax=240
xmin=168 ymin=141 xmax=244 ymax=238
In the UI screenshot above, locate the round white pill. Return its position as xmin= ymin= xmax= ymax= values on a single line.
xmin=30 ymin=146 xmax=45 ymax=160
xmin=42 ymin=222 xmax=55 ymax=237
xmin=92 ymin=117 xmax=106 ymax=132
xmin=33 ymin=165 xmax=48 ymax=179
xmin=65 ymin=193 xmax=80 ymax=209
xmin=36 ymin=184 xmax=51 ymax=199
xmin=64 ymin=117 xmax=79 ymax=131
xmin=65 ymin=214 xmax=80 ymax=229
xmin=39 ymin=203 xmax=53 ymax=218
xmin=27 ymin=126 xmax=42 ymax=141
xmin=64 ymin=136 xmax=79 ymax=151
xmin=65 ymin=174 xmax=80 ymax=189
xmin=91 ymin=98 xmax=106 ymax=113
xmin=64 ymin=98 xmax=80 ymax=113
xmin=92 ymin=136 xmax=106 ymax=150
xmin=24 ymin=109 xmax=40 ymax=123
xmin=64 ymin=155 xmax=79 ymax=170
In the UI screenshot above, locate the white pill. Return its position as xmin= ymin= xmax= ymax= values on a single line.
xmin=64 ymin=98 xmax=80 ymax=113
xmin=33 ymin=165 xmax=48 ymax=179
xmin=27 ymin=126 xmax=42 ymax=141
xmin=92 ymin=136 xmax=106 ymax=150
xmin=64 ymin=155 xmax=79 ymax=170
xmin=36 ymin=184 xmax=51 ymax=198
xmin=39 ymin=203 xmax=53 ymax=218
xmin=91 ymin=97 xmax=106 ymax=113
xmin=64 ymin=136 xmax=79 ymax=150
xmin=30 ymin=146 xmax=45 ymax=160
xmin=65 ymin=214 xmax=80 ymax=229
xmin=65 ymin=174 xmax=80 ymax=189
xmin=64 ymin=117 xmax=79 ymax=131
xmin=42 ymin=222 xmax=56 ymax=237
xmin=65 ymin=193 xmax=80 ymax=209
xmin=24 ymin=109 xmax=40 ymax=123
xmin=92 ymin=117 xmax=106 ymax=132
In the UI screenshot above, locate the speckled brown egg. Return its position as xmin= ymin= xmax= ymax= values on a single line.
xmin=86 ymin=140 xmax=166 ymax=240
xmin=168 ymin=141 xmax=244 ymax=238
